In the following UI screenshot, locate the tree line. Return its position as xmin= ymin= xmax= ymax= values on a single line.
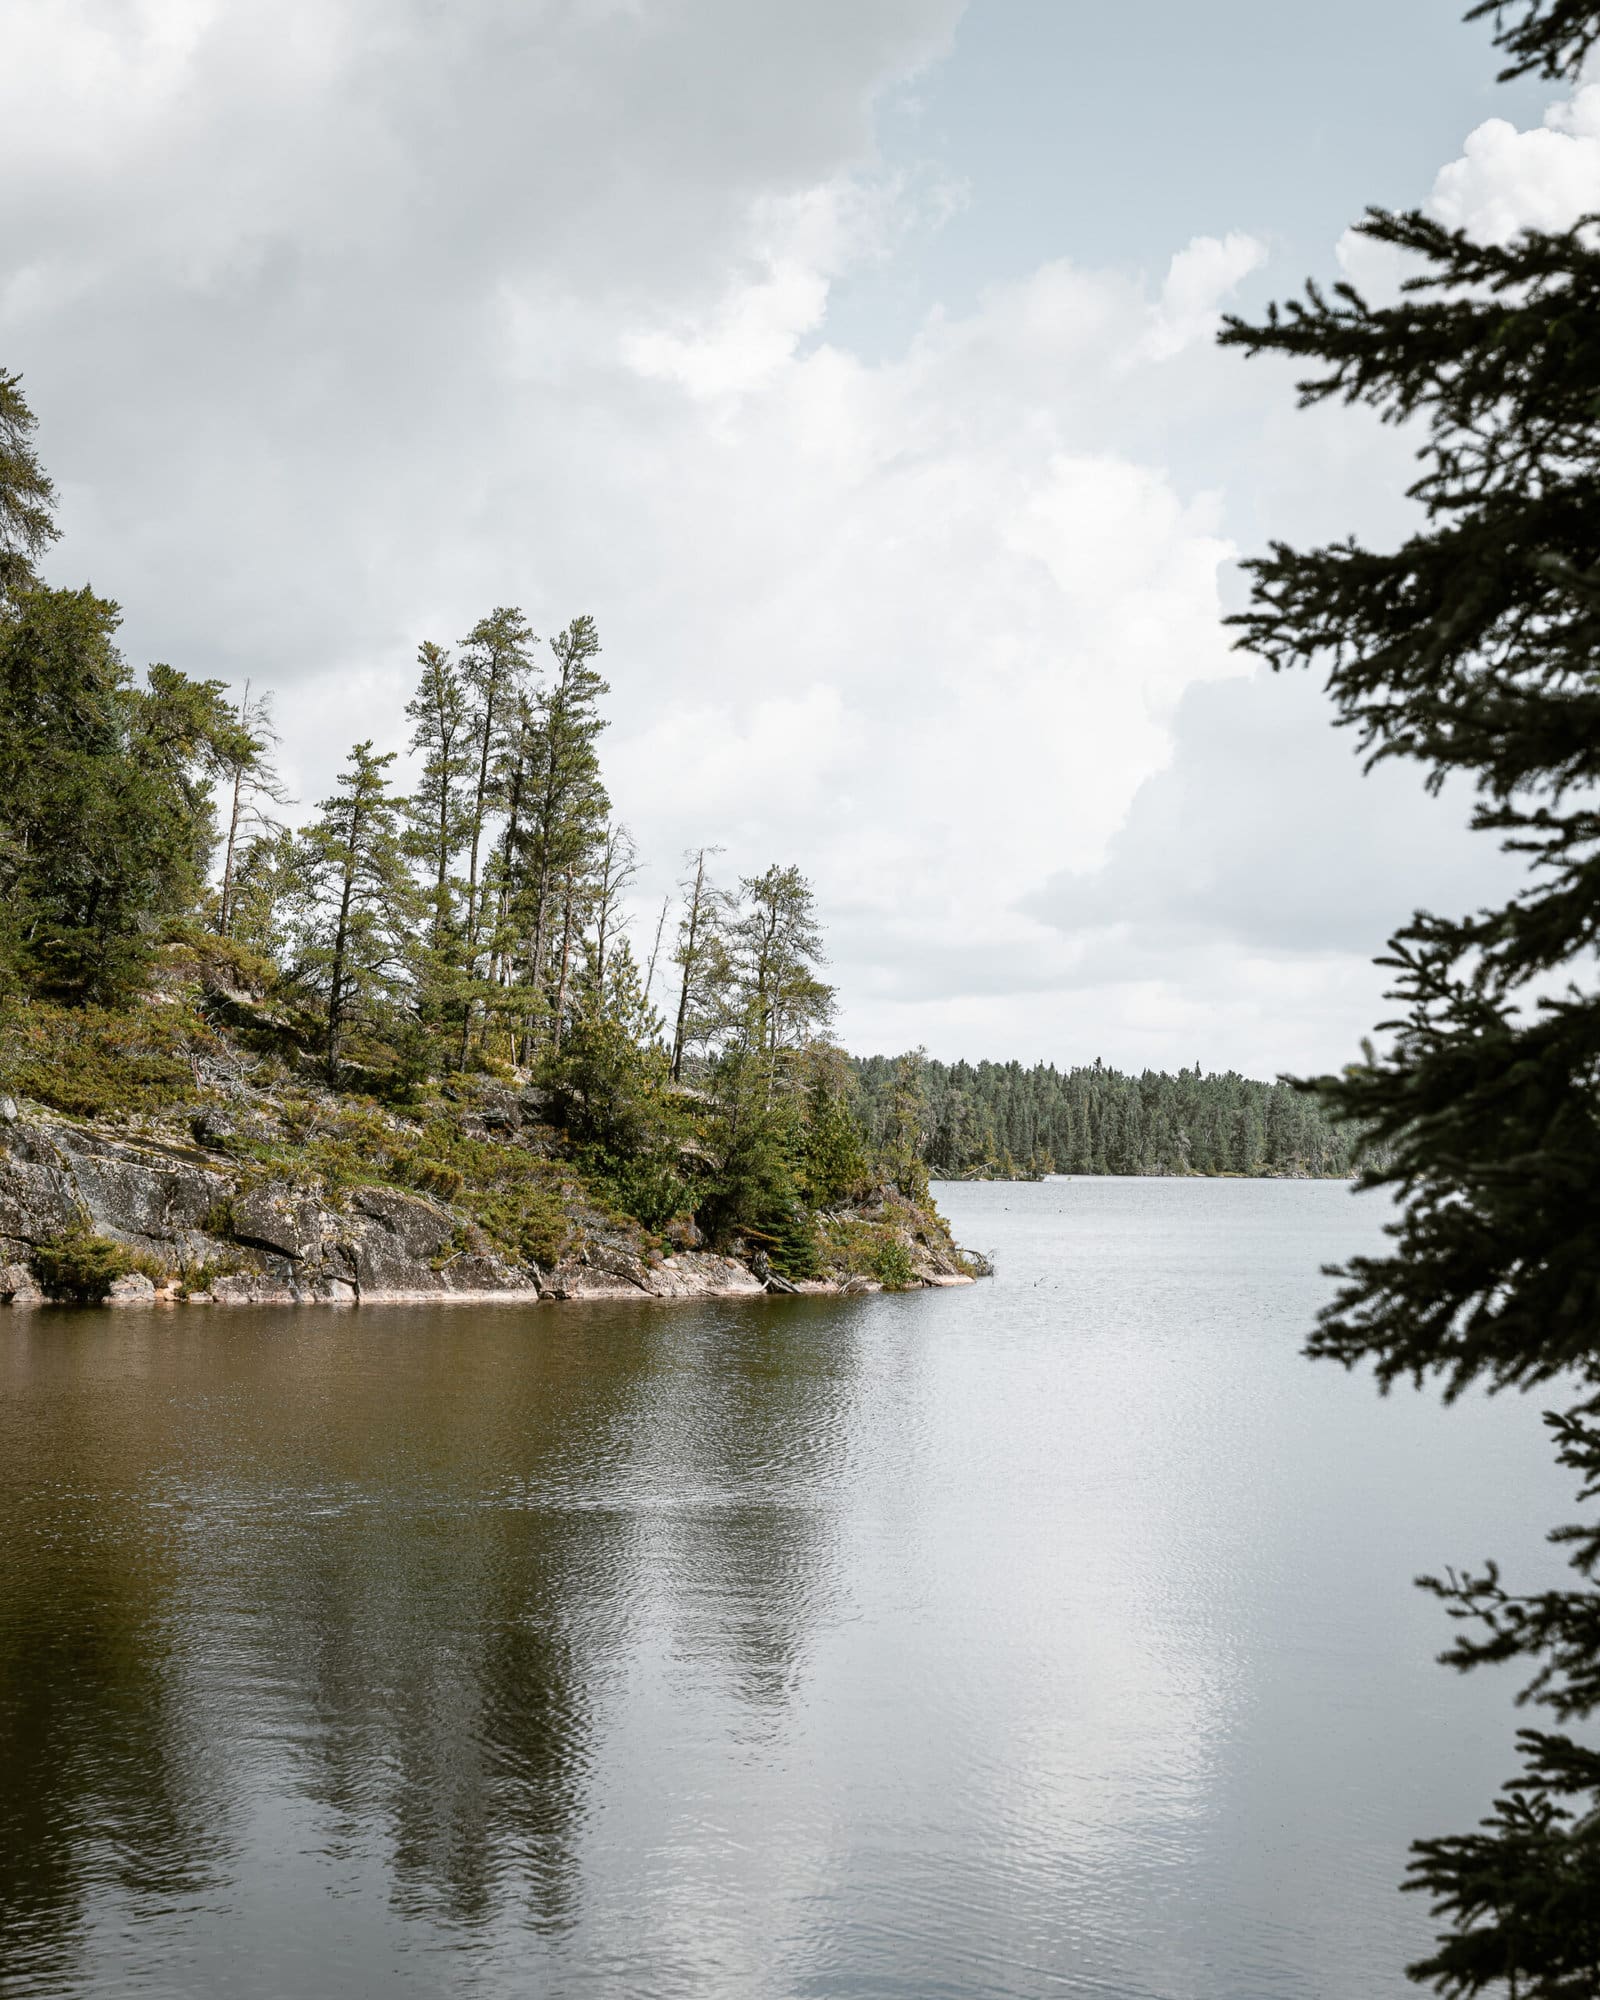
xmin=853 ymin=1054 xmax=1358 ymax=1179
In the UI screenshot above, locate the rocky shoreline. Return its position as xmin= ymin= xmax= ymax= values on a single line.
xmin=0 ymin=1094 xmax=979 ymax=1309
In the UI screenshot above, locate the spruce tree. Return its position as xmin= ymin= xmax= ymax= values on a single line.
xmin=731 ymin=864 xmax=836 ymax=1091
xmin=457 ymin=606 xmax=535 ymax=956
xmin=0 ymin=590 xmax=229 ymax=1000
xmin=1220 ymin=2 xmax=1600 ymax=1987
xmin=0 ymin=369 xmax=57 ymax=604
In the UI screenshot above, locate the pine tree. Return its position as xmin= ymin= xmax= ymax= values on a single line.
xmin=289 ymin=743 xmax=420 ymax=1082
xmin=730 ymin=863 xmax=836 ymax=1097
xmin=516 ymin=615 xmax=609 ymax=1054
xmin=228 ymin=826 xmax=298 ymax=963
xmin=0 ymin=590 xmax=230 ymax=1000
xmin=799 ymin=1044 xmax=868 ymax=1207
xmin=1220 ymin=2 xmax=1600 ymax=1986
xmin=457 ymin=607 xmax=535 ymax=957
xmin=404 ymin=640 xmax=474 ymax=943
xmin=670 ymin=845 xmax=723 ymax=1081
xmin=214 ymin=683 xmax=289 ymax=938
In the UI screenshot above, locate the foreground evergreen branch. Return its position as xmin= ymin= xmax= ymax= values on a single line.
xmin=1222 ymin=2 xmax=1600 ymax=1989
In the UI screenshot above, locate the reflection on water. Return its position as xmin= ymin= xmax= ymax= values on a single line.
xmin=0 ymin=1183 xmax=1572 ymax=1998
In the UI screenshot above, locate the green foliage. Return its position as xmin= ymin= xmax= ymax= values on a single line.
xmin=768 ymin=1201 xmax=821 ymax=1280
xmin=1464 ymin=0 xmax=1600 ymax=78
xmin=285 ymin=742 xmax=422 ymax=1082
xmin=30 ymin=1230 xmax=132 ymax=1301
xmin=1220 ymin=2 xmax=1600 ymax=1988
xmin=853 ymin=1052 xmax=1359 ymax=1180
xmin=0 ymin=998 xmax=218 ymax=1120
xmin=0 ymin=368 xmax=57 ymax=604
xmin=125 ymin=1246 xmax=174 ymax=1287
xmin=798 ymin=1045 xmax=869 ymax=1205
xmin=0 ymin=588 xmax=233 ymax=1002
xmin=873 ymin=1237 xmax=916 ymax=1291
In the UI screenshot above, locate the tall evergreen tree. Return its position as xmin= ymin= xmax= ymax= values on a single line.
xmin=213 ymin=683 xmax=289 ymax=939
xmin=0 ymin=369 xmax=57 ymax=604
xmin=1221 ymin=1 xmax=1600 ymax=1987
xmin=0 ymin=590 xmax=228 ymax=1000
xmin=457 ymin=607 xmax=535 ymax=956
xmin=404 ymin=640 xmax=474 ymax=942
xmin=517 ymin=615 xmax=609 ymax=1050
xmin=731 ymin=864 xmax=836 ymax=1090
xmin=289 ymin=742 xmax=419 ymax=1082
xmin=670 ymin=846 xmax=723 ymax=1082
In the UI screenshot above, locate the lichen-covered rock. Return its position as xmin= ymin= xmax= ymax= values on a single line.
xmin=643 ymin=1253 xmax=765 ymax=1300
xmin=439 ymin=1253 xmax=539 ymax=1297
xmin=107 ymin=1272 xmax=158 ymax=1305
xmin=0 ymin=1126 xmax=84 ymax=1248
xmin=211 ymin=1271 xmax=300 ymax=1305
xmin=341 ymin=1185 xmax=456 ymax=1294
xmin=230 ymin=1183 xmax=327 ymax=1263
xmin=0 ymin=1261 xmax=43 ymax=1305
xmin=0 ymin=1094 xmax=978 ymax=1309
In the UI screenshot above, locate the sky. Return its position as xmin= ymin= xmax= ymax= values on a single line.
xmin=3 ymin=0 xmax=1597 ymax=1078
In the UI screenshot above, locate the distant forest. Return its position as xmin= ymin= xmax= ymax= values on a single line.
xmin=853 ymin=1055 xmax=1357 ymax=1180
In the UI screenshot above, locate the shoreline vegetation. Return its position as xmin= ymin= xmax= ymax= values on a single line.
xmin=0 ymin=371 xmax=1349 ymax=1308
xmin=0 ymin=368 xmax=984 ymax=1307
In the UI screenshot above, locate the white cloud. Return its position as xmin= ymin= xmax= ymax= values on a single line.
xmin=1430 ymin=81 xmax=1600 ymax=242
xmin=3 ymin=0 xmax=1564 ymax=1079
xmin=1138 ymin=231 xmax=1267 ymax=362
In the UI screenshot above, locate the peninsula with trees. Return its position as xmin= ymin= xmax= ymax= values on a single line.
xmin=0 ymin=371 xmax=1345 ymax=1306
xmin=0 ymin=369 xmax=975 ymax=1305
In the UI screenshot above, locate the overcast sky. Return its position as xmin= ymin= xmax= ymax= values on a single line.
xmin=4 ymin=1 xmax=1596 ymax=1076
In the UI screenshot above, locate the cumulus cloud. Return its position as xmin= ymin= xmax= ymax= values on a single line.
xmin=1 ymin=0 xmax=1286 ymax=1067
xmin=1029 ymin=668 xmax=1517 ymax=956
xmin=1138 ymin=231 xmax=1267 ymax=362
xmin=1430 ymin=81 xmax=1600 ymax=242
xmin=1026 ymin=68 xmax=1600 ymax=1074
xmin=1 ymin=0 xmax=1561 ymax=1078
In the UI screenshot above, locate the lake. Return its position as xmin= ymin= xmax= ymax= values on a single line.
xmin=0 ymin=1178 xmax=1572 ymax=1999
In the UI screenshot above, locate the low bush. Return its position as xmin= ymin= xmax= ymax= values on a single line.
xmin=0 ymin=999 xmax=220 ymax=1121
xmin=31 ymin=1230 xmax=133 ymax=1301
xmin=873 ymin=1238 xmax=917 ymax=1291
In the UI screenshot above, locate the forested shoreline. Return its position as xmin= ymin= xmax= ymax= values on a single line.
xmin=0 ymin=365 xmax=1355 ymax=1314
xmin=855 ymin=1055 xmax=1357 ymax=1180
xmin=0 ymin=368 xmax=984 ymax=1298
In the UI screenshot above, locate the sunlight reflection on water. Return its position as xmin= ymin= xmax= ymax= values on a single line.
xmin=0 ymin=1179 xmax=1570 ymax=1999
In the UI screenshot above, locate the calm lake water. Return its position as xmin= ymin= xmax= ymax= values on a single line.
xmin=0 ymin=1178 xmax=1573 ymax=2000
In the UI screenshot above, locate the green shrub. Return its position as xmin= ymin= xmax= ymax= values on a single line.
xmin=0 ymin=999 xmax=220 ymax=1121
xmin=770 ymin=1202 xmax=821 ymax=1280
xmin=605 ymin=1159 xmax=689 ymax=1234
xmin=873 ymin=1237 xmax=917 ymax=1291
xmin=31 ymin=1230 xmax=133 ymax=1301
xmin=127 ymin=1247 xmax=173 ymax=1286
xmin=398 ymin=1154 xmax=465 ymax=1203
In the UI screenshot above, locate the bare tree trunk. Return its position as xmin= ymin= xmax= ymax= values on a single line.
xmin=326 ymin=812 xmax=361 ymax=1084
xmin=644 ymin=892 xmax=670 ymax=1011
xmin=216 ymin=678 xmax=251 ymax=935
xmin=671 ymin=849 xmax=708 ymax=1083
xmin=552 ymin=867 xmax=576 ymax=1054
xmin=218 ymin=763 xmax=245 ymax=936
